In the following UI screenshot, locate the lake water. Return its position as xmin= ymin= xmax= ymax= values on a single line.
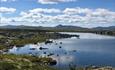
xmin=8 ymin=32 xmax=115 ymax=69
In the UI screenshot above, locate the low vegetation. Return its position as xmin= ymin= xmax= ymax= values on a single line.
xmin=0 ymin=54 xmax=57 ymax=70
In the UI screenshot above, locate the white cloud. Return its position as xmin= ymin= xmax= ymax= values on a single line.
xmin=63 ymin=7 xmax=92 ymax=15
xmin=38 ymin=0 xmax=76 ymax=4
xmin=1 ymin=7 xmax=115 ymax=27
xmin=0 ymin=17 xmax=12 ymax=24
xmin=29 ymin=8 xmax=61 ymax=14
xmin=0 ymin=7 xmax=16 ymax=13
xmin=0 ymin=0 xmax=16 ymax=2
xmin=18 ymin=8 xmax=115 ymax=24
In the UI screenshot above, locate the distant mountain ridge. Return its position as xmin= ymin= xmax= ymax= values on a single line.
xmin=0 ymin=25 xmax=40 ymax=29
xmin=93 ymin=26 xmax=115 ymax=31
xmin=0 ymin=25 xmax=115 ymax=31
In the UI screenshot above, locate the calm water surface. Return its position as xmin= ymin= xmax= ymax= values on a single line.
xmin=8 ymin=33 xmax=115 ymax=68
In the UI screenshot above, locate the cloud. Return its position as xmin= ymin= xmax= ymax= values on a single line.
xmin=1 ymin=7 xmax=115 ymax=27
xmin=0 ymin=17 xmax=13 ymax=24
xmin=19 ymin=7 xmax=115 ymax=25
xmin=0 ymin=7 xmax=16 ymax=13
xmin=29 ymin=8 xmax=61 ymax=14
xmin=38 ymin=0 xmax=76 ymax=4
xmin=63 ymin=7 xmax=92 ymax=15
xmin=0 ymin=0 xmax=16 ymax=2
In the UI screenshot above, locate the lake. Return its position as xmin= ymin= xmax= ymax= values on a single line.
xmin=8 ymin=32 xmax=115 ymax=69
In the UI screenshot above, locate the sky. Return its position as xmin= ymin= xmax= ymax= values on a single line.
xmin=0 ymin=0 xmax=115 ymax=27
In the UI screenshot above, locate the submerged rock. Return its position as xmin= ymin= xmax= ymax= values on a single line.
xmin=59 ymin=46 xmax=62 ymax=48
xmin=30 ymin=48 xmax=36 ymax=50
xmin=45 ymin=40 xmax=53 ymax=44
xmin=49 ymin=60 xmax=57 ymax=66
xmin=60 ymin=42 xmax=62 ymax=44
xmin=39 ymin=47 xmax=48 ymax=50
xmin=47 ymin=53 xmax=54 ymax=56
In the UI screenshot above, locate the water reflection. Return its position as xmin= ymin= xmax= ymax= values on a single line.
xmin=60 ymin=32 xmax=115 ymax=39
xmin=8 ymin=33 xmax=115 ymax=68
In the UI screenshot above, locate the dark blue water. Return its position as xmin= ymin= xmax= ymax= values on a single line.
xmin=8 ymin=33 xmax=115 ymax=68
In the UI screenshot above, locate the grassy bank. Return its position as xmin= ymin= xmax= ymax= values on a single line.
xmin=0 ymin=54 xmax=57 ymax=70
xmin=0 ymin=53 xmax=113 ymax=70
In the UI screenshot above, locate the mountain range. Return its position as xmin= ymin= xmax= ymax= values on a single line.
xmin=0 ymin=25 xmax=115 ymax=31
